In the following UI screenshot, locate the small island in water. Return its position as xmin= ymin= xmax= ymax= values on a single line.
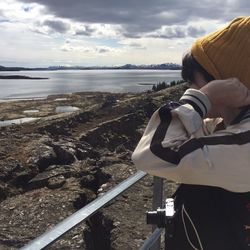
xmin=0 ymin=75 xmax=49 ymax=80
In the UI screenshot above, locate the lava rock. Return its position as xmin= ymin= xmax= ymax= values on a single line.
xmin=47 ymin=175 xmax=66 ymax=189
xmin=28 ymin=144 xmax=57 ymax=171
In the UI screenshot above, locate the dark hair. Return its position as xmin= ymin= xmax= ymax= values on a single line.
xmin=181 ymin=52 xmax=215 ymax=84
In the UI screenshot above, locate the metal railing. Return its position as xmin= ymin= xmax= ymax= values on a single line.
xmin=21 ymin=171 xmax=164 ymax=250
xmin=139 ymin=228 xmax=164 ymax=250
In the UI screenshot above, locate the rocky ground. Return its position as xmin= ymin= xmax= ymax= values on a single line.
xmin=0 ymin=85 xmax=186 ymax=250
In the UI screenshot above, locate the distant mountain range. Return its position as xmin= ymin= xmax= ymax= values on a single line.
xmin=0 ymin=63 xmax=181 ymax=71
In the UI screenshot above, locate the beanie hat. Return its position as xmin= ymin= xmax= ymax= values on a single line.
xmin=191 ymin=16 xmax=250 ymax=88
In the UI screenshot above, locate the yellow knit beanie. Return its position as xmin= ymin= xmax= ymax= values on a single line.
xmin=191 ymin=16 xmax=250 ymax=88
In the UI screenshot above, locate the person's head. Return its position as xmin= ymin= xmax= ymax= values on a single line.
xmin=181 ymin=51 xmax=214 ymax=89
xmin=182 ymin=16 xmax=250 ymax=89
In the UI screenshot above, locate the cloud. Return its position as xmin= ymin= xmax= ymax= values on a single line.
xmin=127 ymin=42 xmax=146 ymax=49
xmin=97 ymin=48 xmax=109 ymax=54
xmin=60 ymin=41 xmax=120 ymax=56
xmin=2 ymin=0 xmax=249 ymax=67
xmin=187 ymin=26 xmax=205 ymax=37
xmin=43 ymin=19 xmax=70 ymax=33
xmin=118 ymin=41 xmax=146 ymax=50
xmin=147 ymin=25 xmax=206 ymax=39
xmin=22 ymin=5 xmax=32 ymax=12
xmin=30 ymin=18 xmax=71 ymax=34
xmin=0 ymin=10 xmax=4 ymax=17
xmin=0 ymin=10 xmax=10 ymax=23
xmin=74 ymin=25 xmax=95 ymax=36
xmin=150 ymin=26 xmax=186 ymax=39
xmin=17 ymin=0 xmax=244 ymax=38
xmin=0 ymin=0 xmax=45 ymax=22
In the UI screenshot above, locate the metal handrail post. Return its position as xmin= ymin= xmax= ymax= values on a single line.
xmin=151 ymin=176 xmax=164 ymax=250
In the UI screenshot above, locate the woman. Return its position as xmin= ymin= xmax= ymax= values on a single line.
xmin=132 ymin=16 xmax=250 ymax=249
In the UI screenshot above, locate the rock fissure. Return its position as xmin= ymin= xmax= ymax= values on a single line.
xmin=0 ymin=86 xmax=184 ymax=249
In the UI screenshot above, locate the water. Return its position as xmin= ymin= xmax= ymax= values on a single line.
xmin=55 ymin=106 xmax=80 ymax=113
xmin=0 ymin=117 xmax=39 ymax=127
xmin=23 ymin=110 xmax=39 ymax=113
xmin=0 ymin=69 xmax=181 ymax=100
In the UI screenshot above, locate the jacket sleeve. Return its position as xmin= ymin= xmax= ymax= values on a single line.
xmin=132 ymin=88 xmax=250 ymax=192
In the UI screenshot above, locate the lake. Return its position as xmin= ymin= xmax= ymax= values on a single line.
xmin=0 ymin=69 xmax=181 ymax=100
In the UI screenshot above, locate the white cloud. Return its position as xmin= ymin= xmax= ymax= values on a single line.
xmin=31 ymin=18 xmax=71 ymax=35
xmin=0 ymin=0 xmax=248 ymax=67
xmin=16 ymin=0 xmax=248 ymax=36
xmin=0 ymin=0 xmax=44 ymax=22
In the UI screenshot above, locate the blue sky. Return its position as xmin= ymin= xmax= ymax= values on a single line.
xmin=0 ymin=0 xmax=249 ymax=67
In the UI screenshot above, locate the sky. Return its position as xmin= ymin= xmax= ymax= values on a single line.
xmin=0 ymin=0 xmax=249 ymax=67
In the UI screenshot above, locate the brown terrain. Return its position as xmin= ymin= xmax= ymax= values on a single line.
xmin=0 ymin=85 xmax=186 ymax=250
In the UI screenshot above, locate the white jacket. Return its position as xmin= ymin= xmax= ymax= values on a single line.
xmin=132 ymin=88 xmax=250 ymax=192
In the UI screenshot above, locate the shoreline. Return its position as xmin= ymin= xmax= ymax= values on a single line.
xmin=0 ymin=90 xmax=136 ymax=123
xmin=0 ymin=97 xmax=47 ymax=102
xmin=0 ymin=89 xmax=147 ymax=103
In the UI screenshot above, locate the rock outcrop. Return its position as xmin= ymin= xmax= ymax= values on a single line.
xmin=0 ymin=85 xmax=185 ymax=249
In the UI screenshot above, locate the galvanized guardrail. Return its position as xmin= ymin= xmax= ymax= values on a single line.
xmin=21 ymin=171 xmax=164 ymax=250
xmin=139 ymin=228 xmax=164 ymax=250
